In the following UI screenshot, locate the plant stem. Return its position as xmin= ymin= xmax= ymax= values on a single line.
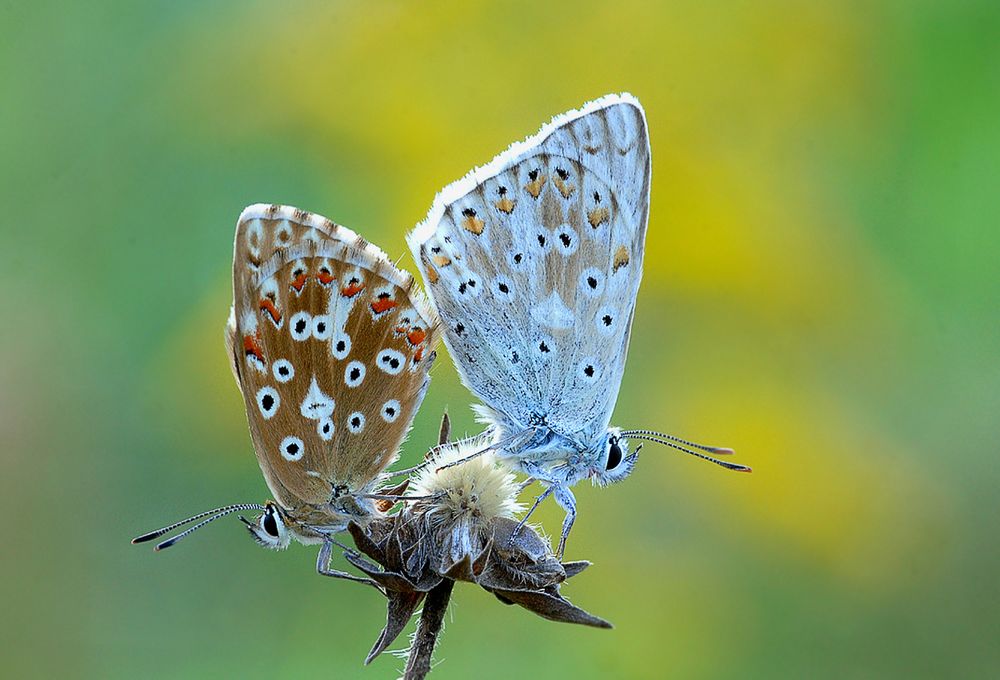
xmin=403 ymin=578 xmax=455 ymax=679
xmin=401 ymin=410 xmax=455 ymax=679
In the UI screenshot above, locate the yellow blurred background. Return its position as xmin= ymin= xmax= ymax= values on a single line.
xmin=2 ymin=1 xmax=997 ymax=677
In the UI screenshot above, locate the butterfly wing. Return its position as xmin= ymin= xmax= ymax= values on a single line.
xmin=228 ymin=204 xmax=440 ymax=510
xmin=408 ymin=94 xmax=649 ymax=442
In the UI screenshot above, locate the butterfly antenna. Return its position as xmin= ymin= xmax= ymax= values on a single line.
xmin=623 ymin=433 xmax=751 ymax=472
xmin=132 ymin=503 xmax=265 ymax=549
xmin=620 ymin=429 xmax=735 ymax=456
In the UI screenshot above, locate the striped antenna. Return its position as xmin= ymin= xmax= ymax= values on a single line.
xmin=619 ymin=429 xmax=736 ymax=456
xmin=132 ymin=503 xmax=265 ymax=550
xmin=621 ymin=432 xmax=750 ymax=472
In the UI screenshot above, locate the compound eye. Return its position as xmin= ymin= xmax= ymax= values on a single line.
xmin=261 ymin=507 xmax=280 ymax=538
xmin=606 ymin=439 xmax=623 ymax=470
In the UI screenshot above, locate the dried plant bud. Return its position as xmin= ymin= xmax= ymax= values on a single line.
xmin=347 ymin=438 xmax=611 ymax=663
xmin=409 ymin=436 xmax=524 ymax=528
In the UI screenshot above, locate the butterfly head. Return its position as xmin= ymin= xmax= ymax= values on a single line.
xmin=591 ymin=428 xmax=640 ymax=486
xmin=240 ymin=501 xmax=292 ymax=550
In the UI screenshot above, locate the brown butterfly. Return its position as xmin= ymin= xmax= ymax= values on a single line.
xmin=133 ymin=204 xmax=440 ymax=582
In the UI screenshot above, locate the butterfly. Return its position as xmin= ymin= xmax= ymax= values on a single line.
xmin=133 ymin=204 xmax=440 ymax=582
xmin=408 ymin=93 xmax=750 ymax=557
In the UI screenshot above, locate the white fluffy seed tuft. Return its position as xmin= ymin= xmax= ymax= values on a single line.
xmin=409 ymin=437 xmax=523 ymax=524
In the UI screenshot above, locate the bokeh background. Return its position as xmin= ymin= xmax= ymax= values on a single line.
xmin=3 ymin=1 xmax=998 ymax=677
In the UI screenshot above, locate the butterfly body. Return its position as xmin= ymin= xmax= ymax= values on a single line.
xmin=479 ymin=417 xmax=606 ymax=482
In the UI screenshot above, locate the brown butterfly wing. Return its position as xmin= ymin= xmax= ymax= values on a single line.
xmin=227 ymin=204 xmax=440 ymax=510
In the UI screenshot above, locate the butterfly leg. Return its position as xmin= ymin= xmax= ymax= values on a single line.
xmin=516 ymin=477 xmax=536 ymax=493
xmin=508 ymin=485 xmax=554 ymax=547
xmin=316 ymin=538 xmax=381 ymax=588
xmin=552 ymin=485 xmax=577 ymax=559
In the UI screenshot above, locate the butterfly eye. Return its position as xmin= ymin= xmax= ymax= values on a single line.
xmin=606 ymin=438 xmax=623 ymax=470
xmin=261 ymin=507 xmax=280 ymax=538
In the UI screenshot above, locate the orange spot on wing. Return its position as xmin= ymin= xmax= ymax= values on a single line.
xmin=495 ymin=197 xmax=515 ymax=214
xmin=554 ymin=177 xmax=575 ymax=198
xmin=243 ymin=334 xmax=264 ymax=361
xmin=613 ymin=245 xmax=630 ymax=271
xmin=525 ymin=175 xmax=547 ymax=198
xmin=259 ymin=299 xmax=282 ymax=325
xmin=371 ymin=297 xmax=398 ymax=315
xmin=407 ymin=328 xmax=427 ymax=346
xmin=462 ymin=215 xmax=485 ymax=235
xmin=341 ymin=281 xmax=365 ymax=297
xmin=291 ymin=273 xmax=308 ymax=293
xmin=414 ymin=346 xmax=425 ymax=362
xmin=587 ymin=207 xmax=610 ymax=228
xmin=317 ymin=270 xmax=335 ymax=285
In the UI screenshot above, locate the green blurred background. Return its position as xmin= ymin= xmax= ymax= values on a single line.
xmin=3 ymin=1 xmax=997 ymax=677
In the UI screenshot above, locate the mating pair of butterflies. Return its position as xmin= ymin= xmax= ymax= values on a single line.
xmin=134 ymin=93 xmax=749 ymax=569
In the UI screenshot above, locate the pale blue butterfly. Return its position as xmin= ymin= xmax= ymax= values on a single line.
xmin=408 ymin=93 xmax=750 ymax=556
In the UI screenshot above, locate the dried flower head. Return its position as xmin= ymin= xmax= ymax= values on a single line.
xmin=345 ymin=429 xmax=610 ymax=665
xmin=405 ymin=437 xmax=524 ymax=569
xmin=409 ymin=436 xmax=524 ymax=525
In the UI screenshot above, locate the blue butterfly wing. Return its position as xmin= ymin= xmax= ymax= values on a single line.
xmin=410 ymin=95 xmax=650 ymax=445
